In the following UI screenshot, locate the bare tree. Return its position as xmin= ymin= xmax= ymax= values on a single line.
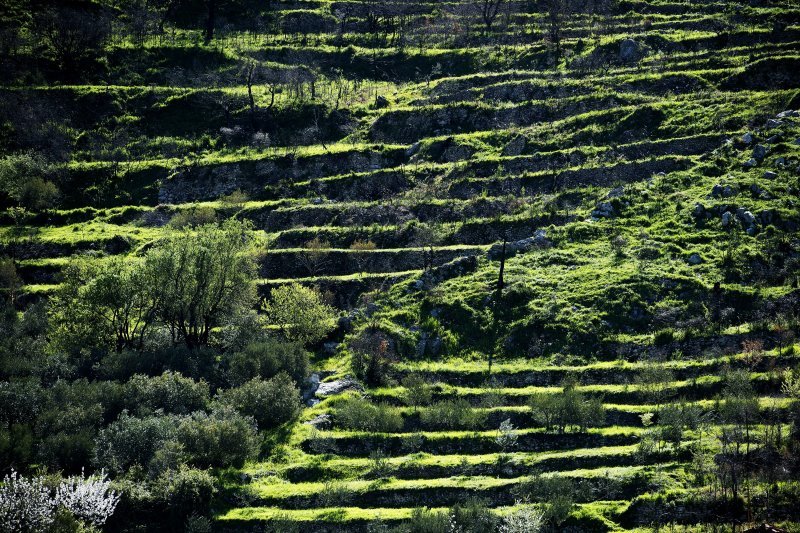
xmin=479 ymin=0 xmax=504 ymax=31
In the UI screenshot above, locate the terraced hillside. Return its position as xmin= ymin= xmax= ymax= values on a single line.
xmin=1 ymin=0 xmax=800 ymax=531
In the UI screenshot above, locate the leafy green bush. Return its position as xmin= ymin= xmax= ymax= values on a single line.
xmin=226 ymin=339 xmax=309 ymax=387
xmin=216 ymin=374 xmax=301 ymax=430
xmin=404 ymin=507 xmax=450 ymax=533
xmin=176 ymin=406 xmax=257 ymax=469
xmin=126 ymin=372 xmax=209 ymax=416
xmin=153 ymin=466 xmax=216 ymax=525
xmin=263 ymin=283 xmax=336 ymax=346
xmin=420 ymin=398 xmax=486 ymax=430
xmin=334 ymin=396 xmax=403 ymax=432
xmin=94 ymin=413 xmax=180 ymax=474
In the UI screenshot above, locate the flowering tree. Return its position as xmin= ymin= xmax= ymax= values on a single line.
xmin=0 ymin=469 xmax=120 ymax=531
xmin=55 ymin=469 xmax=121 ymax=526
xmin=0 ymin=471 xmax=55 ymax=532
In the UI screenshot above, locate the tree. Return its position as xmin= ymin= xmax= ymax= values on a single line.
xmin=0 ymin=257 xmax=20 ymax=305
xmin=478 ymin=0 xmax=504 ymax=31
xmin=401 ymin=374 xmax=433 ymax=412
xmin=635 ymin=362 xmax=675 ymax=407
xmin=216 ymin=373 xmax=301 ymax=430
xmin=541 ymin=0 xmax=572 ymax=59
xmin=0 ymin=152 xmax=59 ymax=211
xmin=495 ymin=418 xmax=518 ymax=452
xmin=50 ymin=257 xmax=159 ymax=353
xmin=298 ymin=237 xmax=331 ymax=277
xmin=51 ymin=219 xmax=256 ymax=352
xmin=263 ymin=283 xmax=336 ymax=345
xmin=33 ymin=5 xmax=111 ymax=78
xmin=147 ymin=219 xmax=257 ymax=349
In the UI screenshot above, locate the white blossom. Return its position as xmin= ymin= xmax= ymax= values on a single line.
xmin=501 ymin=505 xmax=544 ymax=533
xmin=0 ymin=470 xmax=56 ymax=532
xmin=0 ymin=469 xmax=121 ymax=532
xmin=55 ymin=469 xmax=121 ymax=526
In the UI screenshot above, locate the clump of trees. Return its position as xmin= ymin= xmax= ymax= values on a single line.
xmin=528 ymin=377 xmax=605 ymax=433
xmin=50 ymin=219 xmax=257 ymax=352
xmin=0 ymin=218 xmax=339 ymax=531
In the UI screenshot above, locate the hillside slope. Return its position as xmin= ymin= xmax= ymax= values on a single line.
xmin=1 ymin=0 xmax=800 ymax=531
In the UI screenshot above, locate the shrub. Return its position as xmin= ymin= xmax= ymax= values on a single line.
xmin=528 ymin=385 xmax=605 ymax=433
xmin=126 ymin=372 xmax=209 ymax=415
xmin=153 ymin=466 xmax=215 ymax=523
xmin=94 ymin=413 xmax=180 ymax=474
xmin=351 ymin=331 xmax=396 ymax=386
xmin=406 ymin=507 xmax=450 ymax=533
xmin=216 ymin=373 xmax=301 ymax=430
xmin=449 ymin=498 xmax=499 ymax=533
xmin=0 ymin=469 xmax=120 ymax=532
xmin=226 ymin=339 xmax=309 ymax=386
xmin=176 ymin=406 xmax=257 ymax=469
xmin=401 ymin=374 xmax=433 ymax=411
xmin=501 ymin=506 xmax=544 ymax=533
xmin=264 ymin=283 xmax=336 ymax=346
xmin=420 ymin=399 xmax=486 ymax=430
xmin=653 ymin=329 xmax=675 ymax=346
xmin=335 ymin=396 xmax=403 ymax=432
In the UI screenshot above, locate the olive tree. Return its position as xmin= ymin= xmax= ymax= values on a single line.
xmin=263 ymin=283 xmax=335 ymax=346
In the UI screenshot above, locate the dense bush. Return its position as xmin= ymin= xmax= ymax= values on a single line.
xmin=216 ymin=374 xmax=301 ymax=430
xmin=176 ymin=406 xmax=257 ymax=469
xmin=126 ymin=372 xmax=209 ymax=416
xmin=420 ymin=398 xmax=487 ymax=430
xmin=264 ymin=283 xmax=336 ymax=346
xmin=334 ymin=396 xmax=404 ymax=432
xmin=226 ymin=339 xmax=309 ymax=386
xmin=94 ymin=413 xmax=180 ymax=475
xmin=528 ymin=382 xmax=605 ymax=433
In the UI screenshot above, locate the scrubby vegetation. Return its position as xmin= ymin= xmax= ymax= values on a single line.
xmin=2 ymin=0 xmax=800 ymax=531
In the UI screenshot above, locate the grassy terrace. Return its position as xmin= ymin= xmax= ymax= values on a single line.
xmin=1 ymin=0 xmax=799 ymax=531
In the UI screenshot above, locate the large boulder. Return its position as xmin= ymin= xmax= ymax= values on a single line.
xmin=619 ymin=39 xmax=643 ymax=63
xmin=502 ymin=135 xmax=527 ymax=157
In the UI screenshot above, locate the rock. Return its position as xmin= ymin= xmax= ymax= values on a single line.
xmin=736 ymin=208 xmax=756 ymax=228
xmin=752 ymin=144 xmax=767 ymax=162
xmin=749 ymin=183 xmax=770 ymax=199
xmin=607 ymin=186 xmax=625 ymax=198
xmin=777 ymin=109 xmax=799 ymax=118
xmin=743 ymin=158 xmax=758 ymax=168
xmin=374 ymin=95 xmax=389 ymax=109
xmin=532 ymin=229 xmax=550 ymax=247
xmin=721 ymin=211 xmax=733 ymax=227
xmin=758 ymin=209 xmax=777 ymax=226
xmin=306 ymin=398 xmax=320 ymax=407
xmin=775 ymin=157 xmax=786 ymax=166
xmin=746 ymin=226 xmax=757 ymax=236
xmin=406 ymin=142 xmax=421 ymax=158
xmin=619 ymin=38 xmax=642 ymax=63
xmin=741 ymin=132 xmax=754 ymax=144
xmin=711 ymin=184 xmax=735 ymax=198
xmin=322 ymin=342 xmax=339 ymax=356
xmin=766 ymin=119 xmax=783 ymax=129
xmin=592 ymin=201 xmax=615 ymax=218
xmin=763 ymin=170 xmax=778 ymax=179
xmin=794 ymin=138 xmax=800 ymax=145
xmin=502 ymin=135 xmax=527 ymax=157
xmin=687 ymin=253 xmax=703 ymax=265
xmin=240 ymin=473 xmax=252 ymax=483
xmin=305 ymin=414 xmax=332 ymax=430
xmin=766 ymin=135 xmax=780 ymax=144
xmin=316 ymin=378 xmax=364 ymax=398
xmin=692 ymin=203 xmax=706 ymax=218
